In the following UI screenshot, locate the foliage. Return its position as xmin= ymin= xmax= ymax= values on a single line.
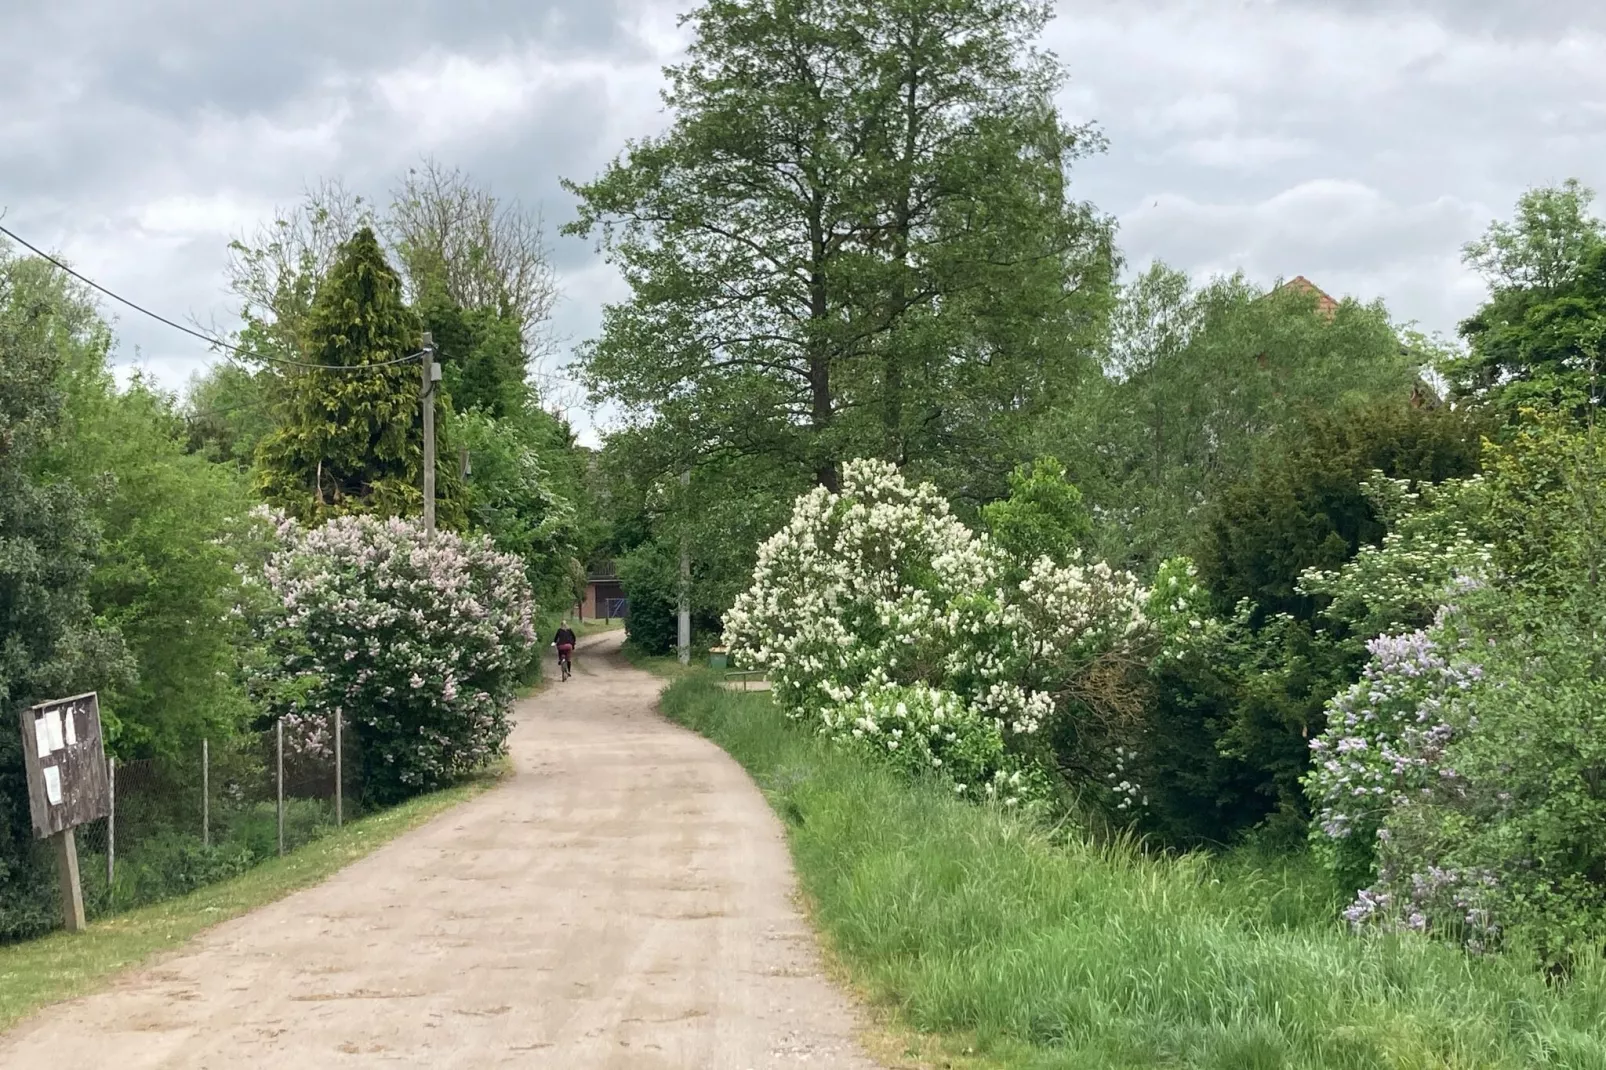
xmin=979 ymin=455 xmax=1090 ymax=576
xmin=38 ymin=354 xmax=260 ymax=757
xmin=181 ymin=362 xmax=278 ymax=470
xmin=1196 ymin=399 xmax=1486 ymax=625
xmin=1127 ymin=401 xmax=1489 ymax=846
xmin=245 ymin=512 xmax=535 ymax=805
xmin=1053 ymin=263 xmax=1423 ymax=569
xmin=450 ymin=403 xmax=582 ymax=607
xmin=417 ymin=295 xmax=529 ymax=420
xmin=662 ymin=674 xmax=1606 ymax=1069
xmin=724 ymin=458 xmax=1150 ymax=808
xmin=0 ymin=247 xmax=131 ymax=941
xmin=1450 ymin=180 xmax=1606 ymax=418
xmin=565 ymin=0 xmax=1114 ymax=494
xmin=388 ymin=159 xmax=560 ymax=377
xmin=253 ymin=227 xmax=456 ymax=523
xmin=616 ymin=540 xmax=723 ymax=657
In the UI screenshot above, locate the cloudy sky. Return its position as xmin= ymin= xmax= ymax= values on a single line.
xmin=3 ymin=0 xmax=1603 ymax=445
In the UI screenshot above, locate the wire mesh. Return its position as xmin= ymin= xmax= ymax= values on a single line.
xmin=58 ymin=722 xmax=348 ymax=924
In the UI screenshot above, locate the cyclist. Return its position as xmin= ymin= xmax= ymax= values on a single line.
xmin=553 ymin=621 xmax=577 ymax=680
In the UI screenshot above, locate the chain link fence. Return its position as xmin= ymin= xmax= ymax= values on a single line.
xmin=67 ymin=716 xmax=357 ymax=921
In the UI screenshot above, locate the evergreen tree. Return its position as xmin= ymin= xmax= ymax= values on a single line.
xmin=255 ymin=227 xmax=461 ymax=523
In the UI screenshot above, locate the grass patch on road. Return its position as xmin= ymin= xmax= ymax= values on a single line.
xmin=659 ymin=672 xmax=1606 ymax=1070
xmin=0 ymin=765 xmax=505 ymax=1034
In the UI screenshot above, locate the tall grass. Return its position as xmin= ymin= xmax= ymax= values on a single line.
xmin=661 ymin=674 xmax=1606 ymax=1069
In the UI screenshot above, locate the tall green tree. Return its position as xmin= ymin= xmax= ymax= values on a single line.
xmin=564 ymin=0 xmax=1114 ymax=495
xmin=0 ymin=246 xmax=130 ymax=939
xmin=1043 ymin=263 xmax=1421 ymax=568
xmin=254 ymin=228 xmax=457 ymax=522
xmin=1450 ymin=180 xmax=1606 ymax=417
xmin=45 ymin=366 xmax=257 ymax=757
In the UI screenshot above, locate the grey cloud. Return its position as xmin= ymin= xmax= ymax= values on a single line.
xmin=4 ymin=0 xmax=1605 ymax=444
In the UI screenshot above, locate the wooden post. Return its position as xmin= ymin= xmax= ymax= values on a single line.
xmin=421 ymin=333 xmax=437 ymax=540
xmin=678 ymin=469 xmax=691 ymax=666
xmin=276 ymin=720 xmax=285 ymax=857
xmin=106 ymin=757 xmax=115 ymax=896
xmin=55 ymin=828 xmax=86 ymax=932
xmin=202 ymin=738 xmax=210 ymax=848
xmin=334 ymin=709 xmax=343 ymax=828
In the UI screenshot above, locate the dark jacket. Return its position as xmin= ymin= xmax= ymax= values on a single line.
xmin=554 ymin=628 xmax=577 ymax=648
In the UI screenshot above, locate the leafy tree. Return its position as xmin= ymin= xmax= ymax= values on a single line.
xmin=451 ymin=403 xmax=582 ymax=607
xmin=254 ymin=227 xmax=461 ymax=523
xmin=182 ymin=361 xmax=277 ymax=469
xmin=417 ymin=296 xmax=528 ymax=419
xmin=1450 ymin=180 xmax=1606 ymax=417
xmin=1462 ymin=179 xmax=1604 ymax=296
xmin=981 ymin=456 xmax=1090 ymax=575
xmin=43 ymin=366 xmax=257 ymax=757
xmin=1136 ymin=400 xmax=1488 ymax=845
xmin=564 ymin=0 xmax=1113 ymax=494
xmin=1048 ymin=263 xmax=1422 ymax=570
xmin=0 ymin=247 xmax=130 ymax=939
xmin=388 ymin=160 xmax=559 ymax=381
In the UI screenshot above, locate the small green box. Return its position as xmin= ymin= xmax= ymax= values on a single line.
xmin=709 ymin=645 xmax=728 ymax=670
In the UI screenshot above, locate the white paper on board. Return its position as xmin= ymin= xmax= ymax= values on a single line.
xmin=43 ymin=765 xmax=62 ymax=806
xmin=44 ymin=710 xmax=65 ymax=753
xmin=64 ymin=710 xmax=78 ymax=747
xmin=34 ymin=715 xmax=52 ymax=756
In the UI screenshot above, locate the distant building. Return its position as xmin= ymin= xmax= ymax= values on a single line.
xmin=1273 ymin=275 xmax=1340 ymax=319
xmin=578 ymin=561 xmax=628 ymax=621
xmin=1267 ymin=274 xmax=1441 ymax=407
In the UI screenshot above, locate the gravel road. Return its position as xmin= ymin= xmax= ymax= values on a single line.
xmin=0 ymin=634 xmax=881 ymax=1069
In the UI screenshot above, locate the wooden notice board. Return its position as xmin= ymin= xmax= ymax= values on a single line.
xmin=18 ymin=692 xmax=111 ymax=839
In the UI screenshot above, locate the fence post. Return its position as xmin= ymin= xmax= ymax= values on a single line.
xmin=106 ymin=756 xmax=116 ymax=898
xmin=334 ymin=710 xmax=343 ymax=828
xmin=276 ymin=719 xmax=285 ymax=857
xmin=202 ymin=738 xmax=210 ymax=849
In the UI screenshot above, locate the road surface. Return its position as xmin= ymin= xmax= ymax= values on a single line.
xmin=0 ymin=634 xmax=881 ymax=1069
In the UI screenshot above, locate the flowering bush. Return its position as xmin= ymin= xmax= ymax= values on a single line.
xmin=1304 ymin=619 xmax=1482 ymax=895
xmin=725 ymin=459 xmax=1150 ymax=806
xmin=1299 ymin=473 xmax=1493 ymax=637
xmin=245 ymin=510 xmax=536 ymax=804
xmin=1349 ymin=603 xmax=1606 ymax=964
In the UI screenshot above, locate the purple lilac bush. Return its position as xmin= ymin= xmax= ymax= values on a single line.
xmin=245 ymin=510 xmax=536 ymax=804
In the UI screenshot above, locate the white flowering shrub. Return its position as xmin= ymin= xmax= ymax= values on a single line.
xmin=725 ymin=459 xmax=1150 ymax=805
xmin=245 ymin=510 xmax=536 ymax=804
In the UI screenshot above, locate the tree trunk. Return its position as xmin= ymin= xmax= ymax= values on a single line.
xmin=809 ymin=194 xmax=838 ymax=492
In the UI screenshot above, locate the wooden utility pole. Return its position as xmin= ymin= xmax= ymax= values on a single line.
xmin=678 ymin=469 xmax=691 ymax=666
xmin=421 ymin=333 xmax=438 ymax=539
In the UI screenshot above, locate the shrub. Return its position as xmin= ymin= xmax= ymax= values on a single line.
xmin=246 ymin=511 xmax=535 ymax=805
xmin=724 ymin=458 xmax=1151 ymax=808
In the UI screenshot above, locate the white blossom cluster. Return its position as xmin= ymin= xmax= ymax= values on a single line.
xmin=725 ymin=459 xmax=1151 ymax=802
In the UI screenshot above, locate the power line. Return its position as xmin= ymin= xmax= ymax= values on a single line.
xmin=0 ymin=223 xmax=423 ymax=372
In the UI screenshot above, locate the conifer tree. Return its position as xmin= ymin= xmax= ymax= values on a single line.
xmin=255 ymin=227 xmax=462 ymax=523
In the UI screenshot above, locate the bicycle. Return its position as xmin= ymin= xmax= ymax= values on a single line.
xmin=557 ymin=644 xmax=573 ymax=682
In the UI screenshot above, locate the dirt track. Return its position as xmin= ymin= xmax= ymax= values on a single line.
xmin=0 ymin=635 xmax=881 ymax=1068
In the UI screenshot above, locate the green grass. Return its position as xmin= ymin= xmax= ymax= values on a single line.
xmin=0 ymin=766 xmax=504 ymax=1034
xmin=660 ymin=673 xmax=1606 ymax=1070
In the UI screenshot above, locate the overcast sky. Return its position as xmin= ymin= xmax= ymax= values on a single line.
xmin=3 ymin=0 xmax=1603 ymax=446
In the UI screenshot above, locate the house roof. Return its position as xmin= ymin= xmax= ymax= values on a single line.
xmin=1274 ymin=275 xmax=1340 ymax=319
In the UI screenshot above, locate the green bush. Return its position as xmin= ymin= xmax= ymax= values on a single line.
xmin=617 ymin=541 xmax=722 ymax=656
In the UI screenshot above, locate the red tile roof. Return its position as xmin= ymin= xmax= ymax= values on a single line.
xmin=1276 ymin=275 xmax=1339 ymax=319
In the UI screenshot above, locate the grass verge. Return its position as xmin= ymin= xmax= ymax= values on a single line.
xmin=0 ymin=765 xmax=504 ymax=1034
xmin=659 ymin=672 xmax=1606 ymax=1070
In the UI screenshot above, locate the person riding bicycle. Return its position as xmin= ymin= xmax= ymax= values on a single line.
xmin=553 ymin=621 xmax=577 ymax=678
